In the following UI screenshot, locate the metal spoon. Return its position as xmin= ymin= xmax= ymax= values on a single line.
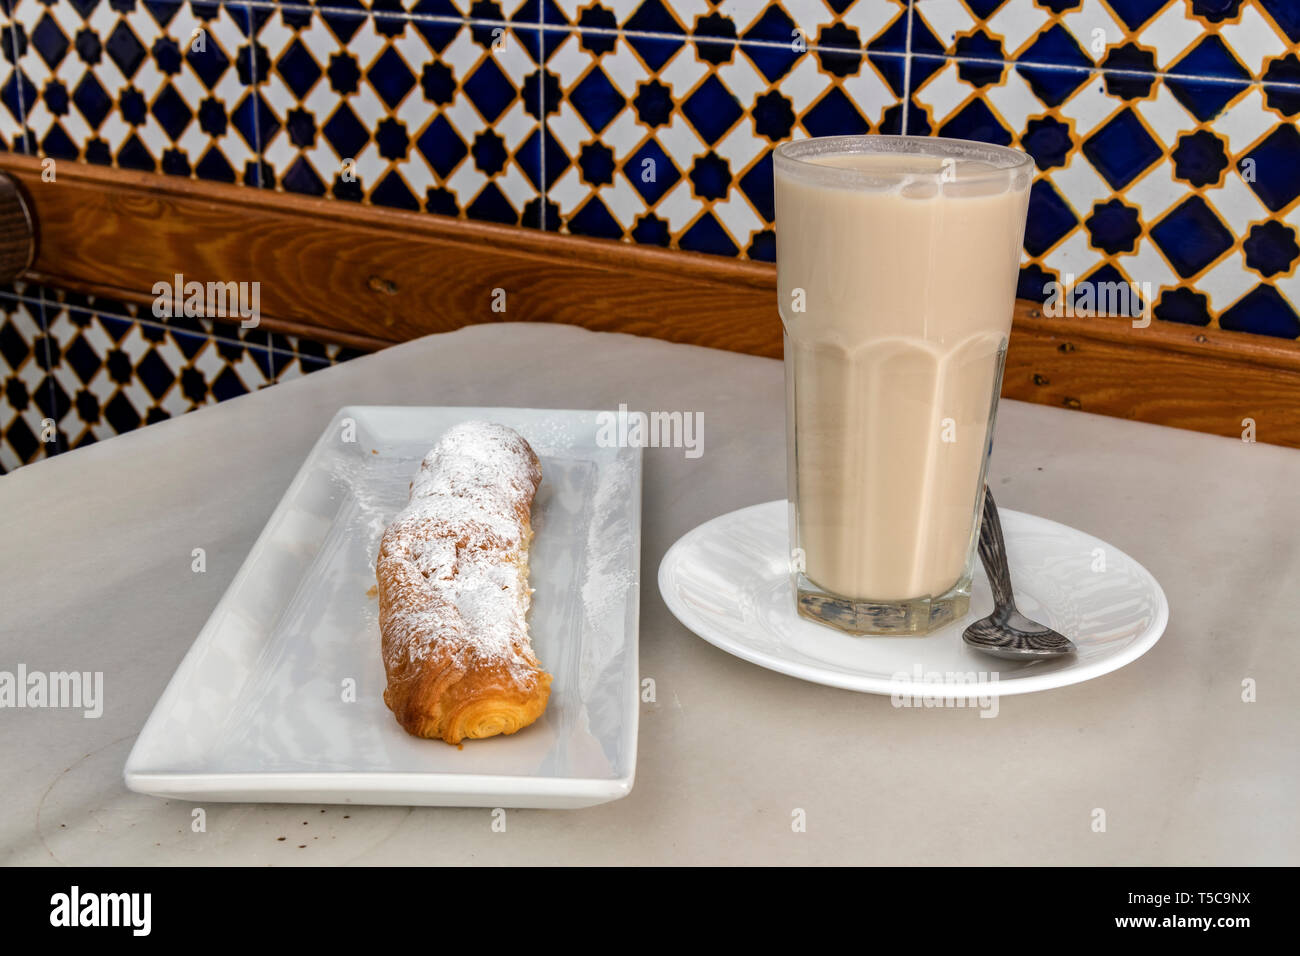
xmin=963 ymin=486 xmax=1076 ymax=660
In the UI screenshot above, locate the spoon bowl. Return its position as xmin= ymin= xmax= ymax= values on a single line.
xmin=963 ymin=488 xmax=1077 ymax=660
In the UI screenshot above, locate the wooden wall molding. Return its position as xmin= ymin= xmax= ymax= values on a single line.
xmin=4 ymin=154 xmax=1299 ymax=448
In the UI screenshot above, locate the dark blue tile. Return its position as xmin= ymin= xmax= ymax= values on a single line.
xmin=1154 ymin=287 xmax=1211 ymax=326
xmin=567 ymin=195 xmax=623 ymax=240
xmin=1167 ymin=33 xmax=1250 ymax=82
xmin=1170 ymin=129 xmax=1229 ymax=187
xmin=1218 ymin=284 xmax=1300 ymax=338
xmin=1240 ymin=123 xmax=1300 ymax=212
xmin=626 ymin=138 xmax=679 ymax=205
xmin=1150 ymin=196 xmax=1234 ymax=278
xmin=681 ymin=74 xmax=741 ymax=144
xmin=1023 ymin=179 xmax=1078 ymax=257
xmin=1082 ymin=108 xmax=1162 ymax=189
xmin=678 ymin=211 xmax=737 ymax=257
xmin=462 ymin=53 xmax=516 ymax=123
xmin=1085 ymin=199 xmax=1143 ymax=256
xmin=568 ymin=63 xmax=624 ymax=133
xmin=1165 ymin=75 xmax=1247 ymax=123
xmin=1242 ymin=221 xmax=1299 ymax=279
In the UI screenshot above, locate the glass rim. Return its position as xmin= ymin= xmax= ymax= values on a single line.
xmin=773 ymin=135 xmax=1034 ymax=189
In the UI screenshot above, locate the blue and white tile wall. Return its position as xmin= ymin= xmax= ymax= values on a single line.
xmin=2 ymin=0 xmax=1299 ymax=470
xmin=0 ymin=283 xmax=362 ymax=470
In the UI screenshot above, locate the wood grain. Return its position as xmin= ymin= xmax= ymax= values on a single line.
xmin=0 ymin=172 xmax=36 ymax=281
xmin=1004 ymin=303 xmax=1300 ymax=446
xmin=4 ymin=153 xmax=1299 ymax=447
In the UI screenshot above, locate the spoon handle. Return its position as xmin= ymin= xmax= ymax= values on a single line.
xmin=977 ymin=486 xmax=1016 ymax=610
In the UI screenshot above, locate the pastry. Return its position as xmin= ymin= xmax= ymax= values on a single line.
xmin=376 ymin=421 xmax=551 ymax=744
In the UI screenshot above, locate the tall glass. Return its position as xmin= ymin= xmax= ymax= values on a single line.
xmin=774 ymin=136 xmax=1033 ymax=635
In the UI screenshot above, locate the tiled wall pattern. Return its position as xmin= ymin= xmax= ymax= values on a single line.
xmin=0 ymin=284 xmax=362 ymax=472
xmin=1 ymin=0 xmax=1299 ymax=469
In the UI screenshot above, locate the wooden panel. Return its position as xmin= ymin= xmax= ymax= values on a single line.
xmin=1004 ymin=304 xmax=1300 ymax=446
xmin=1 ymin=155 xmax=776 ymax=356
xmin=4 ymin=153 xmax=1300 ymax=447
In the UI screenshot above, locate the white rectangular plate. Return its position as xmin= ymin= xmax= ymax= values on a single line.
xmin=125 ymin=407 xmax=641 ymax=808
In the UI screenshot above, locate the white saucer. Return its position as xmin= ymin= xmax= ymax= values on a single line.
xmin=658 ymin=500 xmax=1168 ymax=697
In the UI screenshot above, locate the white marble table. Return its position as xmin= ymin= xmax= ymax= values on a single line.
xmin=2 ymin=323 xmax=1296 ymax=865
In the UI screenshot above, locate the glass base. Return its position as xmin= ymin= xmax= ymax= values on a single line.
xmin=795 ymin=573 xmax=971 ymax=636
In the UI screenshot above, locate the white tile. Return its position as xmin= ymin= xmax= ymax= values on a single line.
xmin=159 ymin=381 xmax=196 ymax=418
xmin=914 ymin=0 xmax=975 ymax=50
xmin=656 ymin=112 xmax=706 ymax=168
xmin=716 ymin=51 xmax=769 ymax=108
xmin=442 ymin=27 xmax=486 ymax=81
xmin=985 ymin=68 xmax=1044 ymax=136
xmin=445 ymin=157 xmax=488 ymax=205
xmin=712 ymin=192 xmax=763 ymax=247
xmin=604 ymin=109 xmax=650 ymax=160
xmin=495 ymin=162 xmax=535 ymax=211
xmin=601 ymin=174 xmax=649 ymax=230
xmin=1062 ymin=0 xmax=1124 ymax=64
xmin=714 ymin=117 xmax=764 ymax=176
xmin=97 ymin=112 xmax=130 ymax=152
xmin=122 ymin=6 xmax=162 ymax=47
xmin=846 ymin=0 xmax=906 ymax=45
xmin=842 ymin=61 xmax=897 ymax=127
xmin=48 ymin=0 xmax=82 ymax=37
xmin=913 ymin=60 xmax=969 ymax=125
xmin=987 ymin=0 xmax=1050 ymax=58
xmin=1055 ymin=72 xmax=1114 ymax=136
xmin=1199 ymin=250 xmax=1257 ymax=310
xmin=445 ymin=89 xmax=488 ymax=142
xmin=119 ymin=378 xmax=154 ymax=419
xmin=1135 ymin=82 xmax=1198 ymax=147
xmin=396 ymin=90 xmax=437 ymax=136
xmin=398 ymin=153 xmax=437 ymax=196
xmin=496 ymin=99 xmax=535 ymax=153
xmin=1137 ymin=4 xmax=1203 ymax=72
xmin=658 ymin=40 xmax=709 ymax=96
xmin=1117 ymin=237 xmax=1178 ymax=293
xmin=170 ymin=63 xmax=206 ymax=111
xmin=776 ymin=53 xmax=829 ymax=114
xmin=258 ymin=10 xmax=298 ymax=60
xmin=656 ymin=177 xmax=702 ymax=232
xmin=495 ymin=30 xmax=539 ymax=87
xmin=1124 ymin=161 xmax=1185 ymax=221
xmin=1214 ymin=86 xmax=1277 ymax=156
xmin=118 ymin=324 xmax=150 ymax=364
xmin=350 ymin=79 xmax=391 ymax=133
xmin=546 ymin=101 xmax=593 ymax=157
xmin=548 ymin=33 xmax=593 ymax=90
xmin=1219 ymin=5 xmax=1286 ymax=77
xmin=345 ymin=16 xmax=386 ymax=66
xmin=209 ymin=8 xmax=249 ymax=61
xmin=717 ymin=0 xmax=766 ymax=33
xmin=304 ymin=78 xmax=342 ymax=123
xmin=1041 ymin=229 xmax=1101 ymax=282
xmin=352 ymin=142 xmax=389 ymax=187
xmin=1049 ymin=156 xmax=1112 ymax=216
xmin=600 ymin=41 xmax=652 ymax=99
xmin=1204 ymin=172 xmax=1271 ymax=237
xmin=661 ymin=0 xmax=711 ymax=30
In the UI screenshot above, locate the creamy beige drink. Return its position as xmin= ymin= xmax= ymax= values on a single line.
xmin=774 ymin=137 xmax=1032 ymax=634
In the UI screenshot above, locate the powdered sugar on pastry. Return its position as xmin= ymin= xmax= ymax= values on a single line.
xmin=376 ymin=421 xmax=552 ymax=743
